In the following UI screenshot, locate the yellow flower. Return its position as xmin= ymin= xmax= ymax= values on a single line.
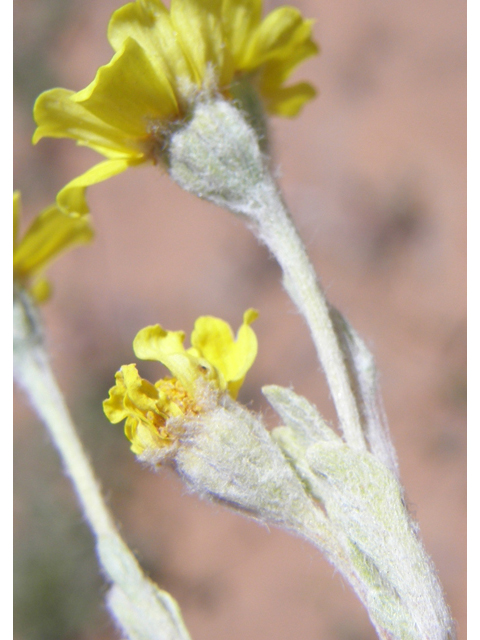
xmin=103 ymin=309 xmax=258 ymax=457
xmin=13 ymin=191 xmax=94 ymax=303
xmin=33 ymin=0 xmax=318 ymax=215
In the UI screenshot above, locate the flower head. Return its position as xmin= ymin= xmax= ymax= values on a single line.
xmin=103 ymin=309 xmax=258 ymax=459
xmin=13 ymin=191 xmax=94 ymax=303
xmin=33 ymin=0 xmax=318 ymax=215
xmin=102 ymin=309 xmax=320 ymax=531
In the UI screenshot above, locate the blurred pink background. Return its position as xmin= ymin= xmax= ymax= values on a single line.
xmin=13 ymin=1 xmax=466 ymax=639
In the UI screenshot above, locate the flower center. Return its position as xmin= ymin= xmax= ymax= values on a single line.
xmin=156 ymin=377 xmax=201 ymax=419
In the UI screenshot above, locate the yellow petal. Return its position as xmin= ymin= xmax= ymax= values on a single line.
xmin=263 ymin=82 xmax=317 ymax=117
xmin=108 ymin=0 xmax=168 ymax=52
xmin=13 ymin=203 xmax=93 ymax=279
xmin=108 ymin=0 xmax=196 ymax=99
xmin=56 ymin=157 xmax=141 ymax=216
xmin=104 ymin=364 xmax=165 ymax=423
xmin=133 ymin=324 xmax=199 ymax=388
xmin=122 ymin=363 xmax=163 ymax=414
xmin=103 ymin=369 xmax=131 ymax=423
xmin=128 ymin=421 xmax=166 ymax=455
xmin=29 ymin=277 xmax=52 ymax=303
xmin=104 ymin=364 xmax=176 ymax=455
xmin=221 ymin=0 xmax=262 ymax=66
xmin=33 ymin=88 xmax=140 ymax=158
xmin=245 ymin=8 xmax=314 ymax=69
xmin=170 ymin=0 xmax=233 ymax=87
xmin=133 ymin=325 xmax=186 ymax=361
xmin=127 ymin=416 xmax=175 ymax=456
xmin=260 ymin=35 xmax=318 ymax=90
xmin=190 ymin=309 xmax=258 ymax=398
xmin=124 ymin=415 xmax=141 ymax=448
xmin=72 ymin=37 xmax=179 ymax=136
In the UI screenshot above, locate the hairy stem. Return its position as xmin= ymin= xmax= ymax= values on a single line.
xmin=13 ymin=291 xmax=191 ymax=640
xmin=247 ymin=177 xmax=366 ymax=450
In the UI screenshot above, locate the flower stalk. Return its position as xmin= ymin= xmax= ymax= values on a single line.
xmin=265 ymin=385 xmax=454 ymax=640
xmin=250 ymin=180 xmax=367 ymax=449
xmin=169 ymin=97 xmax=364 ymax=449
xmin=13 ymin=289 xmax=192 ymax=640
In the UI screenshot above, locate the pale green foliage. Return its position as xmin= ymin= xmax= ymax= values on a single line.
xmin=265 ymin=384 xmax=454 ymax=640
xmin=328 ymin=307 xmax=398 ymax=474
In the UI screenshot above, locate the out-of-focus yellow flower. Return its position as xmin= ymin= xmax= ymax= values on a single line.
xmin=33 ymin=0 xmax=318 ymax=215
xmin=13 ymin=191 xmax=94 ymax=303
xmin=103 ymin=309 xmax=258 ymax=457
